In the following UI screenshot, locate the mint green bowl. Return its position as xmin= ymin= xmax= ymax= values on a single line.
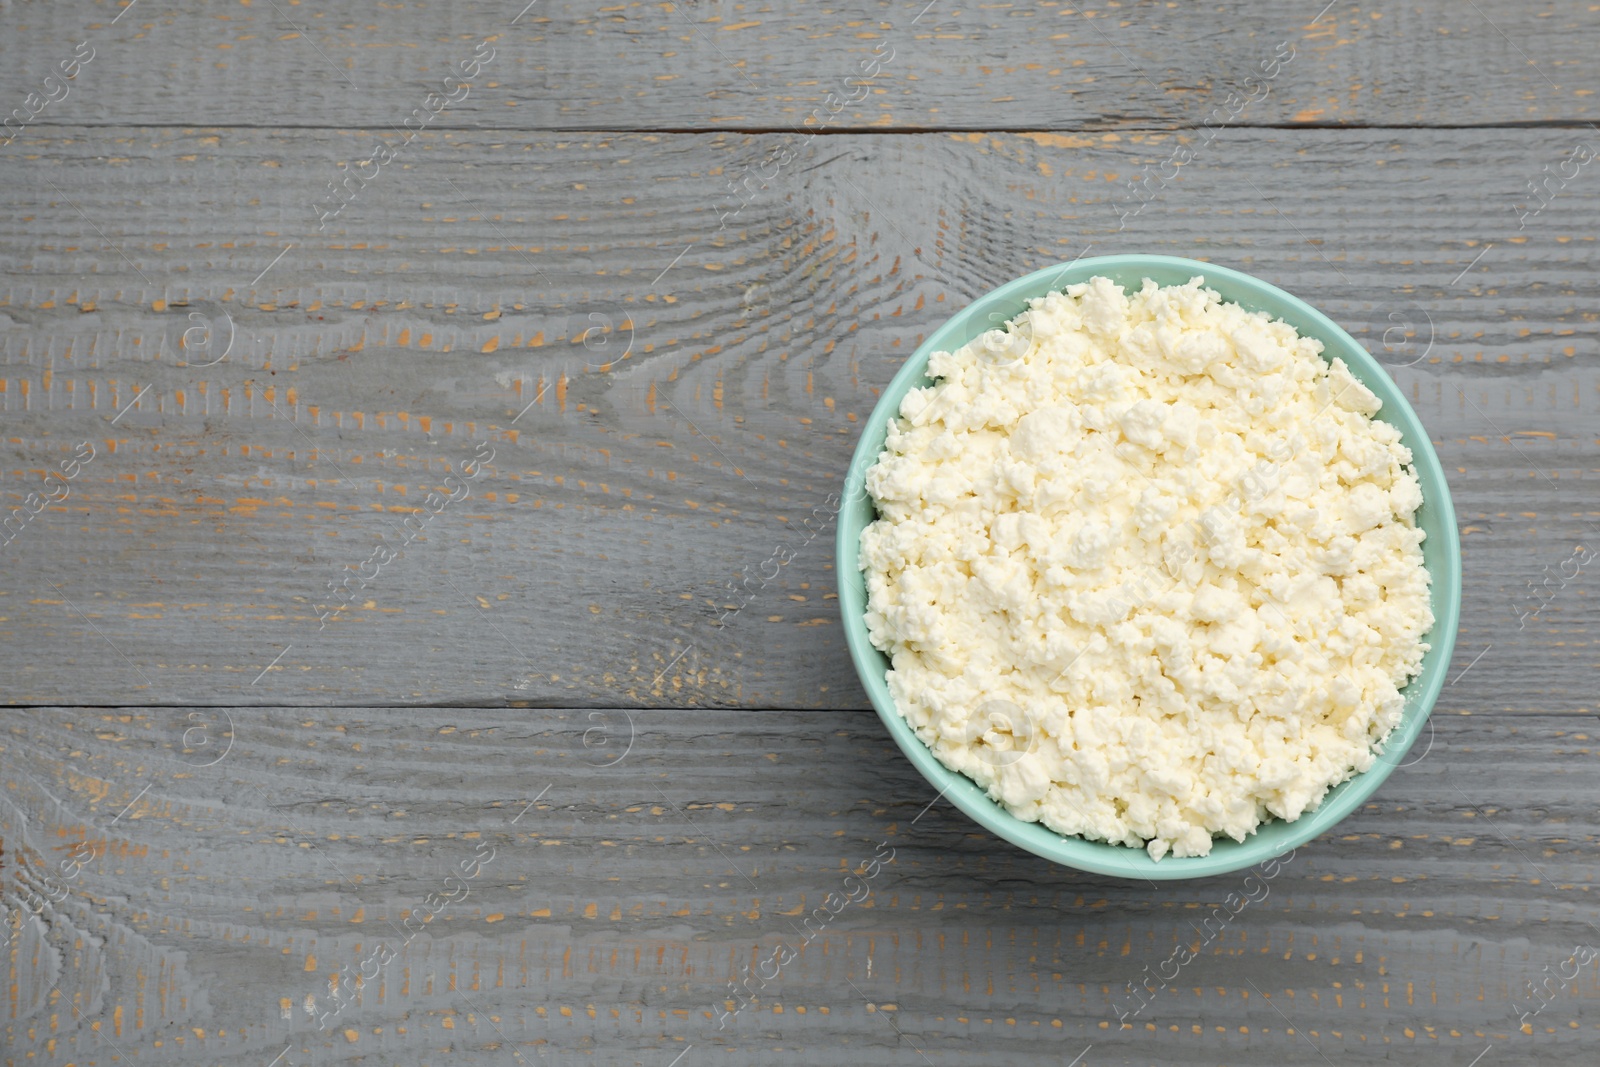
xmin=836 ymin=255 xmax=1461 ymax=880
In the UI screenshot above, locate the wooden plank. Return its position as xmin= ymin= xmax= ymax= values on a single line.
xmin=1 ymin=124 xmax=1597 ymax=709
xmin=4 ymin=707 xmax=1599 ymax=1064
xmin=0 ymin=1 xmax=1596 ymax=135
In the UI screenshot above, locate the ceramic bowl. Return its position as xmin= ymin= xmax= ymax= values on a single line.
xmin=836 ymin=254 xmax=1461 ymax=880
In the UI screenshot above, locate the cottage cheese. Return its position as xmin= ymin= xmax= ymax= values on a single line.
xmin=859 ymin=276 xmax=1433 ymax=859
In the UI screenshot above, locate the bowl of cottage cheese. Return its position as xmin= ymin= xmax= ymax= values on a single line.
xmin=837 ymin=255 xmax=1461 ymax=879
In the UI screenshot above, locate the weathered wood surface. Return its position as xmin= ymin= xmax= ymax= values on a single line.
xmin=5 ymin=2 xmax=1600 ymax=1064
xmin=0 ymin=0 xmax=1597 ymax=132
xmin=0 ymin=126 xmax=1596 ymax=708
xmin=4 ymin=707 xmax=1600 ymax=1067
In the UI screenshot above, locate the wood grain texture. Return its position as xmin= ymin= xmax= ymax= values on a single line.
xmin=5 ymin=707 xmax=1600 ymax=1067
xmin=0 ymin=125 xmax=1596 ymax=708
xmin=0 ymin=0 xmax=1595 ymax=135
xmin=4 ymin=3 xmax=1600 ymax=1062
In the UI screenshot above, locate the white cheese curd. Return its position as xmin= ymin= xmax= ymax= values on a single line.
xmin=859 ymin=275 xmax=1433 ymax=860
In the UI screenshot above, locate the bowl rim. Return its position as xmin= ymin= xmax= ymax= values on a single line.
xmin=836 ymin=253 xmax=1463 ymax=880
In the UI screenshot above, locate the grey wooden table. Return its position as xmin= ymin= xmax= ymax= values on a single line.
xmin=3 ymin=1 xmax=1598 ymax=1064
